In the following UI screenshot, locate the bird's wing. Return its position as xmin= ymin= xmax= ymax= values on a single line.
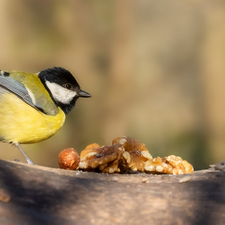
xmin=0 ymin=71 xmax=59 ymax=116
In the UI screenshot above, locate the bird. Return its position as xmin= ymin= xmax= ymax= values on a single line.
xmin=0 ymin=67 xmax=91 ymax=164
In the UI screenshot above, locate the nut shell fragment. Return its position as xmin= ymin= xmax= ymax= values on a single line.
xmin=210 ymin=160 xmax=225 ymax=171
xmin=144 ymin=155 xmax=194 ymax=175
xmin=0 ymin=189 xmax=10 ymax=202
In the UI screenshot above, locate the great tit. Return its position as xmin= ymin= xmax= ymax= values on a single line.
xmin=0 ymin=67 xmax=91 ymax=164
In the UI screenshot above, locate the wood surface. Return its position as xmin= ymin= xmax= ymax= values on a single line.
xmin=0 ymin=159 xmax=224 ymax=225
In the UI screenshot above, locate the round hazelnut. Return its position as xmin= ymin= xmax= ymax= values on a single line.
xmin=58 ymin=148 xmax=80 ymax=170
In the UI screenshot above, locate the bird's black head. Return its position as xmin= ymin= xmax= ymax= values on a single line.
xmin=38 ymin=67 xmax=91 ymax=114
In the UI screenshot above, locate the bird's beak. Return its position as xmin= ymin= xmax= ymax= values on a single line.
xmin=79 ymin=90 xmax=91 ymax=98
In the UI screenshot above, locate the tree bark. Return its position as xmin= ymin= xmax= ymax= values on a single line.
xmin=0 ymin=159 xmax=224 ymax=225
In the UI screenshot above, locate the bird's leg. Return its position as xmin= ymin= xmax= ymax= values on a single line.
xmin=14 ymin=143 xmax=34 ymax=165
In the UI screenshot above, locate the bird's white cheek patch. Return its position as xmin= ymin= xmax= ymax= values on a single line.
xmin=46 ymin=81 xmax=77 ymax=104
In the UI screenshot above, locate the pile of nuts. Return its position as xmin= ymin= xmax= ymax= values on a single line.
xmin=58 ymin=136 xmax=194 ymax=175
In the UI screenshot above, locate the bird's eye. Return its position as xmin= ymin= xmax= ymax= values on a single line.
xmin=64 ymin=83 xmax=72 ymax=90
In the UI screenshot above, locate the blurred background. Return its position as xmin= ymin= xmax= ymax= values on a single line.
xmin=0 ymin=0 xmax=225 ymax=170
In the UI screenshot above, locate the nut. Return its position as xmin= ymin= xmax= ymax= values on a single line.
xmin=58 ymin=148 xmax=80 ymax=170
xmin=144 ymin=155 xmax=194 ymax=175
xmin=79 ymin=137 xmax=194 ymax=175
xmin=80 ymin=143 xmax=101 ymax=159
xmin=79 ymin=143 xmax=124 ymax=173
xmin=113 ymin=136 xmax=153 ymax=172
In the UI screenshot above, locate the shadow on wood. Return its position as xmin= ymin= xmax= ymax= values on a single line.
xmin=0 ymin=160 xmax=224 ymax=225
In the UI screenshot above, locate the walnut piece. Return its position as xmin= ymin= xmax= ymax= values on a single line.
xmin=112 ymin=136 xmax=153 ymax=172
xmin=79 ymin=143 xmax=124 ymax=173
xmin=79 ymin=137 xmax=194 ymax=175
xmin=144 ymin=155 xmax=194 ymax=175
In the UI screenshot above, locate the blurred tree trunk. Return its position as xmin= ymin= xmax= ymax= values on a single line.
xmin=103 ymin=0 xmax=134 ymax=142
xmin=200 ymin=1 xmax=225 ymax=162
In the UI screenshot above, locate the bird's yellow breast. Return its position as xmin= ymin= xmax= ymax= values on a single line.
xmin=0 ymin=93 xmax=66 ymax=144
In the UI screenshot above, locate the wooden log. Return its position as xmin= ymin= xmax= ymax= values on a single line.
xmin=0 ymin=159 xmax=224 ymax=225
